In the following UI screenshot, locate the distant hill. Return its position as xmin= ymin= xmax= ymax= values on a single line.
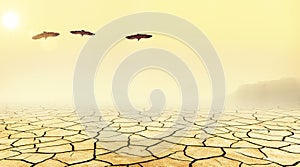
xmin=227 ymin=78 xmax=300 ymax=108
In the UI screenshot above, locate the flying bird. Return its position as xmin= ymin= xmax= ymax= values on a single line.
xmin=32 ymin=31 xmax=60 ymax=40
xmin=70 ymin=30 xmax=95 ymax=36
xmin=126 ymin=34 xmax=152 ymax=41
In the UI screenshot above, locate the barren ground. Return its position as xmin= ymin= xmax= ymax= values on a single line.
xmin=0 ymin=107 xmax=299 ymax=166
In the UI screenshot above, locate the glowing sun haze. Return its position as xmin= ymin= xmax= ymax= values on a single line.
xmin=2 ymin=11 xmax=19 ymax=29
xmin=0 ymin=1 xmax=299 ymax=106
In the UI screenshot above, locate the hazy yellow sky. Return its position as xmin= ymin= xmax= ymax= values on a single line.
xmin=0 ymin=0 xmax=299 ymax=105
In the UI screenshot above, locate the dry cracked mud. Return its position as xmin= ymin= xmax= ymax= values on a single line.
xmin=0 ymin=106 xmax=299 ymax=166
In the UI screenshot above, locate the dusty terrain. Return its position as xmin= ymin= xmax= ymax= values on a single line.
xmin=0 ymin=107 xmax=299 ymax=166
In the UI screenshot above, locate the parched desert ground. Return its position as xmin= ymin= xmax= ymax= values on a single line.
xmin=0 ymin=106 xmax=300 ymax=166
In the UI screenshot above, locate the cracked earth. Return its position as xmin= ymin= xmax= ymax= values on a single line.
xmin=0 ymin=106 xmax=300 ymax=166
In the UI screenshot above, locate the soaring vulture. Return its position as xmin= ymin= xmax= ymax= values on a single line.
xmin=126 ymin=34 xmax=152 ymax=41
xmin=32 ymin=31 xmax=60 ymax=40
xmin=70 ymin=30 xmax=95 ymax=36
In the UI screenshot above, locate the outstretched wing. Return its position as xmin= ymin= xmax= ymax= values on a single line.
xmin=125 ymin=35 xmax=135 ymax=39
xmin=32 ymin=32 xmax=46 ymax=40
xmin=144 ymin=34 xmax=152 ymax=38
xmin=46 ymin=32 xmax=60 ymax=37
xmin=138 ymin=34 xmax=152 ymax=39
xmin=84 ymin=31 xmax=95 ymax=36
xmin=70 ymin=30 xmax=82 ymax=35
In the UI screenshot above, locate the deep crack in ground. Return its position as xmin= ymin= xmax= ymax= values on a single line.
xmin=0 ymin=107 xmax=299 ymax=166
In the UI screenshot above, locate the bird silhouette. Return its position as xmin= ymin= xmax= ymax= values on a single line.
xmin=126 ymin=34 xmax=152 ymax=41
xmin=70 ymin=30 xmax=95 ymax=36
xmin=32 ymin=31 xmax=60 ymax=40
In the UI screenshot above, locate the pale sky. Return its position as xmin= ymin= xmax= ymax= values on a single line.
xmin=0 ymin=0 xmax=299 ymax=106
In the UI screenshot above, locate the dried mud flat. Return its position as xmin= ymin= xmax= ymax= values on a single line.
xmin=0 ymin=107 xmax=300 ymax=166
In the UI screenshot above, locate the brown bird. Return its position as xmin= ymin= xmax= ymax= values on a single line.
xmin=126 ymin=33 xmax=152 ymax=41
xmin=70 ymin=30 xmax=95 ymax=36
xmin=32 ymin=31 xmax=60 ymax=40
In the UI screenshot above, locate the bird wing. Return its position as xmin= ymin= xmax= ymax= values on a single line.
xmin=145 ymin=34 xmax=152 ymax=38
xmin=84 ymin=31 xmax=95 ymax=36
xmin=139 ymin=34 xmax=152 ymax=38
xmin=126 ymin=35 xmax=138 ymax=39
xmin=70 ymin=31 xmax=82 ymax=35
xmin=45 ymin=32 xmax=59 ymax=37
xmin=32 ymin=32 xmax=46 ymax=39
xmin=51 ymin=32 xmax=59 ymax=36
